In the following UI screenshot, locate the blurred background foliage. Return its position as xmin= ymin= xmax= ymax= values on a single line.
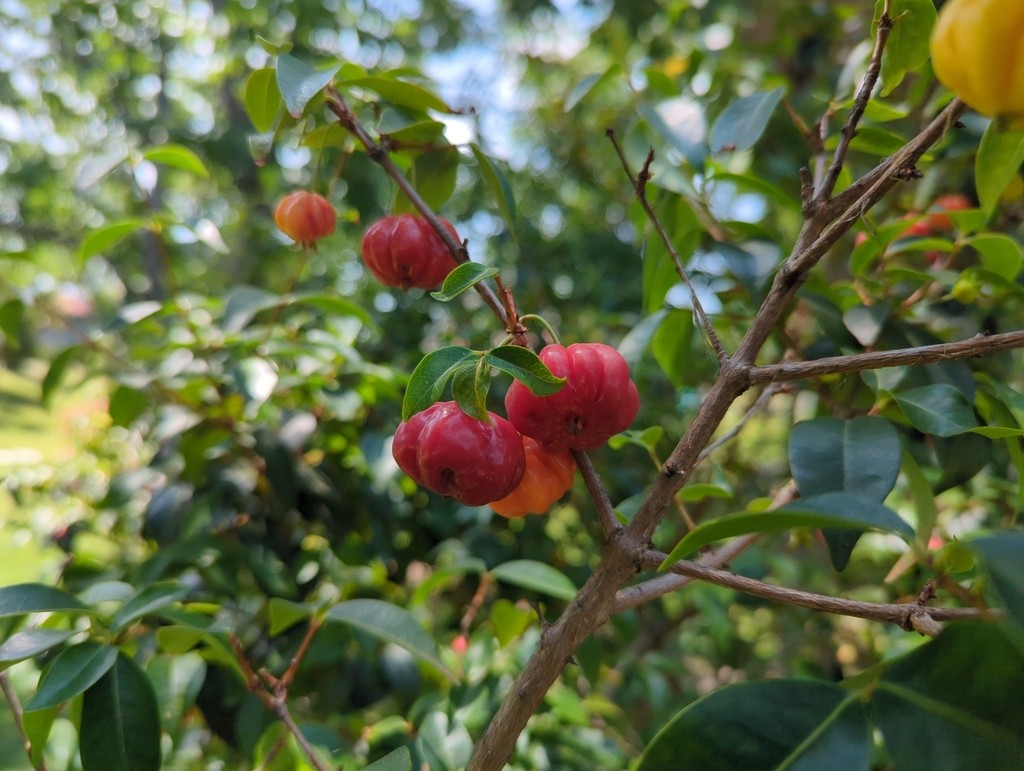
xmin=1 ymin=0 xmax=1022 ymax=768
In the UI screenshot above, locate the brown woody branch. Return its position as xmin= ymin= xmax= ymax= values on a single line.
xmin=637 ymin=550 xmax=994 ymax=635
xmin=0 ymin=671 xmax=48 ymax=771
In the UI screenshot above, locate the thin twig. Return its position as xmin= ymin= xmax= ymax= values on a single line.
xmin=572 ymin=450 xmax=622 ymax=538
xmin=606 ymin=130 xmax=729 ymax=364
xmin=1 ymin=671 xmax=48 ymax=771
xmin=639 ymin=550 xmax=994 ymax=635
xmin=697 ymin=383 xmax=785 ymax=463
xmin=324 ymin=86 xmax=508 ymax=325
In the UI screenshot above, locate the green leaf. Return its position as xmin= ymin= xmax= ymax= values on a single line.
xmin=0 ymin=629 xmax=75 ymax=671
xmin=490 ymin=598 xmax=534 ymax=647
xmin=268 ymin=598 xmax=313 ymax=636
xmin=638 ymin=680 xmax=869 ymax=771
xmin=470 ymin=144 xmax=517 ymax=231
xmin=638 ymin=98 xmax=707 ymax=169
xmin=564 ymin=64 xmax=620 ymax=112
xmin=660 ymin=492 xmax=912 ymax=566
xmin=276 ymin=53 xmax=339 ymax=117
xmin=402 ymin=346 xmax=476 ymax=420
xmin=146 ymin=652 xmax=206 ymax=738
xmin=430 ymin=263 xmax=499 ymax=302
xmin=235 ymin=356 xmax=278 ymax=408
xmin=25 ymin=640 xmax=118 ymax=711
xmin=364 ymin=747 xmax=412 ymax=771
xmin=80 ymin=652 xmax=162 ymax=771
xmin=222 ymin=286 xmax=282 ymax=333
xmin=244 ymin=67 xmax=282 ymax=132
xmin=902 ymin=450 xmax=937 ymax=540
xmin=325 ymin=599 xmax=453 ymax=679
xmin=789 ymin=416 xmax=901 ymax=501
xmin=0 ymin=583 xmax=87 ymax=618
xmin=382 ymin=119 xmax=447 ymax=146
xmin=22 ymin=706 xmax=57 ymax=768
xmin=110 ymin=582 xmax=189 ymax=634
xmin=79 ymin=219 xmax=145 ymax=262
xmin=343 ymin=75 xmax=450 ymax=113
xmin=291 ymin=293 xmax=373 ymax=325
xmin=450 ymin=358 xmax=491 ymax=423
xmin=490 ymin=560 xmax=577 ymax=601
xmin=976 ymin=125 xmax=1024 ymax=218
xmin=395 ymin=145 xmax=460 ymax=213
xmin=970 ymin=532 xmax=1024 ymax=625
xmin=709 ymin=87 xmax=785 ymax=153
xmin=965 ymin=234 xmax=1022 ymax=282
xmin=678 ymin=483 xmax=732 ymax=503
xmin=894 ymin=384 xmax=978 ymax=437
xmin=0 ymin=297 xmax=23 ymax=346
xmin=141 ymin=143 xmax=208 ymax=177
xmin=485 ymin=345 xmax=566 ymax=396
xmin=872 ymin=0 xmax=937 ymax=95
xmin=652 ymin=308 xmax=695 ymax=388
xmin=872 ymin=622 xmax=1024 ymax=771
xmin=41 ymin=344 xmax=82 ymax=407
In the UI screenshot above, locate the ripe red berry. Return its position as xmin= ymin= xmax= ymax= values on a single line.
xmin=926 ymin=193 xmax=972 ymax=232
xmin=274 ymin=191 xmax=336 ymax=245
xmin=361 ymin=214 xmax=460 ymax=290
xmin=505 ymin=343 xmax=639 ymax=451
xmin=392 ymin=402 xmax=525 ymax=506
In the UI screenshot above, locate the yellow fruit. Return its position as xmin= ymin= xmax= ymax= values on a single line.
xmin=930 ymin=0 xmax=1024 ymax=118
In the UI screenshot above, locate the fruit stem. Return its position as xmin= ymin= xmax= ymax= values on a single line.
xmin=519 ymin=314 xmax=561 ymax=346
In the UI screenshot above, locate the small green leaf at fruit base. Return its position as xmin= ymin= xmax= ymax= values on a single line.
xmin=490 ymin=560 xmax=577 ymax=602
xmin=276 ymin=53 xmax=339 ymax=117
xmin=709 ymin=86 xmax=785 ymax=153
xmin=402 ymin=346 xmax=477 ymax=420
xmin=430 ymin=263 xmax=499 ymax=302
xmin=450 ymin=357 xmax=491 ymax=423
xmin=485 ymin=346 xmax=565 ymax=396
xmin=976 ymin=124 xmax=1024 ymax=218
xmin=894 ymin=384 xmax=978 ymax=437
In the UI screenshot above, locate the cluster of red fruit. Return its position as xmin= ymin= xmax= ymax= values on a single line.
xmin=393 ymin=342 xmax=639 ymax=517
xmin=274 ymin=191 xmax=460 ymax=291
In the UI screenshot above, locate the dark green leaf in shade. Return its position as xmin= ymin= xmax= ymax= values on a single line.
xmin=709 ymin=87 xmax=785 ymax=153
xmin=660 ymin=492 xmax=912 ymax=567
xmin=450 ymin=358 xmax=491 ymax=423
xmin=0 ymin=629 xmax=75 ymax=671
xmin=244 ymin=67 xmax=282 ymax=132
xmin=110 ymin=582 xmax=189 ymax=633
xmin=872 ymin=0 xmax=936 ymax=95
xmin=976 ymin=125 xmax=1024 ymax=217
xmin=637 ymin=680 xmax=869 ymax=771
xmin=141 ymin=143 xmax=208 ymax=177
xmin=276 ymin=53 xmax=339 ymax=117
xmin=902 ymin=449 xmax=937 ymax=540
xmin=342 ymin=75 xmax=450 ymax=113
xmin=394 ymin=145 xmax=460 ymax=213
xmin=842 ymin=302 xmax=890 ymax=347
xmin=933 ymin=431 xmax=992 ymax=493
xmin=871 ymin=622 xmax=1024 ymax=771
xmin=24 ymin=640 xmax=118 ymax=711
xmin=484 ymin=346 xmax=566 ymax=396
xmin=894 ymin=384 xmax=978 ymax=437
xmin=325 ymin=599 xmax=453 ymax=679
xmin=79 ymin=219 xmax=145 ymax=262
xmin=80 ymin=652 xmax=162 ymax=771
xmin=789 ymin=416 xmax=901 ymax=501
xmin=0 ymin=583 xmax=87 ymax=618
xmin=364 ymin=746 xmax=412 ymax=771
xmin=430 ymin=263 xmax=499 ymax=302
xmin=401 ymin=346 xmax=477 ymax=420
xmin=490 ymin=560 xmax=577 ymax=601
xmin=470 ymin=144 xmax=516 ymax=230
xmin=970 ymin=532 xmax=1024 ymax=625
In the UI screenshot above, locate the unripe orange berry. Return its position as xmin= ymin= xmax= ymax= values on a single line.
xmin=489 ymin=437 xmax=576 ymax=518
xmin=274 ymin=191 xmax=336 ymax=245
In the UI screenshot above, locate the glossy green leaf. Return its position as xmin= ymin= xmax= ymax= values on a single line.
xmin=110 ymin=582 xmax=189 ymax=633
xmin=789 ymin=416 xmax=901 ymax=501
xmin=490 ymin=559 xmax=577 ymax=601
xmin=276 ymin=53 xmax=339 ymax=117
xmin=79 ymin=219 xmax=145 ymax=261
xmin=0 ymin=583 xmax=87 ymax=618
xmin=244 ymin=67 xmax=282 ymax=132
xmin=344 ymin=75 xmax=450 ymax=112
xmin=146 ymin=652 xmax=206 ymax=738
xmin=872 ymin=0 xmax=936 ymax=95
xmin=970 ymin=532 xmax=1024 ymax=625
xmin=485 ymin=345 xmax=566 ymax=396
xmin=872 ymin=622 xmax=1024 ymax=771
xmin=25 ymin=640 xmax=118 ymax=711
xmin=450 ymin=358 xmax=491 ymax=423
xmin=80 ymin=652 xmax=162 ymax=771
xmin=660 ymin=492 xmax=912 ymax=566
xmin=976 ymin=125 xmax=1024 ymax=217
xmin=965 ymin=234 xmax=1022 ymax=282
xmin=470 ymin=144 xmax=516 ymax=230
xmin=395 ymin=145 xmax=460 ymax=213
xmin=638 ymin=680 xmax=869 ymax=771
xmin=365 ymin=746 xmax=412 ymax=771
xmin=678 ymin=483 xmax=732 ymax=503
xmin=564 ymin=64 xmax=620 ymax=112
xmin=268 ymin=598 xmax=313 ymax=636
xmin=894 ymin=384 xmax=978 ymax=436
xmin=326 ymin=599 xmax=453 ymax=679
xmin=402 ymin=345 xmax=476 ymax=420
xmin=382 ymin=119 xmax=447 ymax=146
xmin=222 ymin=286 xmax=282 ymax=333
xmin=0 ymin=629 xmax=75 ymax=671
xmin=709 ymin=87 xmax=784 ymax=153
xmin=430 ymin=262 xmax=499 ymax=302
xmin=141 ymin=143 xmax=208 ymax=177
xmin=608 ymin=426 xmax=665 ymax=452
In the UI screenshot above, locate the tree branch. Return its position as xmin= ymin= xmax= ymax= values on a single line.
xmin=638 ymin=550 xmax=994 ymax=635
xmin=572 ymin=449 xmax=623 ymax=538
xmin=748 ymin=330 xmax=1024 ymax=386
xmin=1 ymin=671 xmax=48 ymax=771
